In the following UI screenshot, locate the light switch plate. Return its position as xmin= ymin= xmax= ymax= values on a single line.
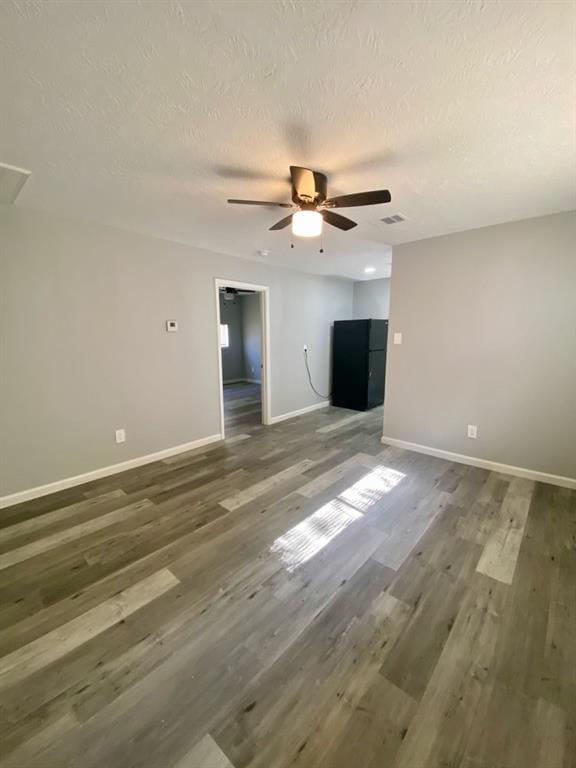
xmin=467 ymin=424 xmax=478 ymax=439
xmin=166 ymin=320 xmax=178 ymax=332
xmin=393 ymin=332 xmax=402 ymax=345
xmin=115 ymin=429 xmax=126 ymax=444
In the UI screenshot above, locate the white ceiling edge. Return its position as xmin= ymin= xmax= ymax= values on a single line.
xmin=354 ymin=275 xmax=392 ymax=283
xmin=7 ymin=194 xmax=392 ymax=282
xmin=6 ymin=201 xmax=377 ymax=285
xmin=0 ymin=162 xmax=32 ymax=205
xmin=232 ymin=248 xmax=392 ymax=282
xmin=386 ymin=204 xmax=576 ymax=247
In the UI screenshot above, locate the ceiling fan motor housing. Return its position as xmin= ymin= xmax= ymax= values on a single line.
xmin=291 ymin=167 xmax=327 ymax=206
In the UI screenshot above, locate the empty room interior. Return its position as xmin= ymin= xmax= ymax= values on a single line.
xmin=1 ymin=2 xmax=575 ymax=767
xmin=218 ymin=285 xmax=264 ymax=434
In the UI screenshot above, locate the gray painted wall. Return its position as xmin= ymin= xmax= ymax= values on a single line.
xmin=0 ymin=207 xmax=353 ymax=496
xmin=353 ymin=278 xmax=391 ymax=319
xmin=219 ymin=293 xmax=244 ymax=382
xmin=384 ymin=211 xmax=576 ymax=479
xmin=241 ymin=294 xmax=262 ymax=382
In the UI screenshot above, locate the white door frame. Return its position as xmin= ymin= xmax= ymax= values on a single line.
xmin=214 ymin=278 xmax=272 ymax=437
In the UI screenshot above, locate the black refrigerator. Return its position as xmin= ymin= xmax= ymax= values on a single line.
xmin=331 ymin=319 xmax=388 ymax=411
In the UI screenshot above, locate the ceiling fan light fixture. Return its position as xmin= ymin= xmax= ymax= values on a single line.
xmin=292 ymin=210 xmax=323 ymax=238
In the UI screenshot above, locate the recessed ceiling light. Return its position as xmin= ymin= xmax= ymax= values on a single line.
xmin=364 ymin=266 xmax=376 ymax=274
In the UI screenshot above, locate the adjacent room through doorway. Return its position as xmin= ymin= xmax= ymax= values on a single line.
xmin=218 ymin=284 xmax=264 ymax=435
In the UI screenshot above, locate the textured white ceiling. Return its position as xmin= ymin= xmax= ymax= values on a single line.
xmin=1 ymin=0 xmax=574 ymax=280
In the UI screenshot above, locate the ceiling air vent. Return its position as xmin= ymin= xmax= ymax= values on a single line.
xmin=381 ymin=213 xmax=406 ymax=225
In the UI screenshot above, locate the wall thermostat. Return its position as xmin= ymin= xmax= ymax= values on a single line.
xmin=166 ymin=320 xmax=178 ymax=332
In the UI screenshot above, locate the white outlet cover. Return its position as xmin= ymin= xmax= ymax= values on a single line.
xmin=115 ymin=429 xmax=126 ymax=444
xmin=393 ymin=332 xmax=402 ymax=345
xmin=166 ymin=320 xmax=178 ymax=332
xmin=467 ymin=424 xmax=478 ymax=439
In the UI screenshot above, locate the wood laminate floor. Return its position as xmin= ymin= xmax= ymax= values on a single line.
xmin=223 ymin=383 xmax=262 ymax=433
xmin=0 ymin=403 xmax=574 ymax=768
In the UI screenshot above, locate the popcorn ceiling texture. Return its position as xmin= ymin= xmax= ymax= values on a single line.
xmin=1 ymin=0 xmax=574 ymax=279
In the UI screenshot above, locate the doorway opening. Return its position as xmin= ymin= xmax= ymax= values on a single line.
xmin=215 ymin=279 xmax=271 ymax=438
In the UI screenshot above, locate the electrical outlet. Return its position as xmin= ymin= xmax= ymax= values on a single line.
xmin=393 ymin=332 xmax=402 ymax=345
xmin=303 ymin=344 xmax=308 ymax=352
xmin=115 ymin=429 xmax=126 ymax=444
xmin=467 ymin=424 xmax=477 ymax=439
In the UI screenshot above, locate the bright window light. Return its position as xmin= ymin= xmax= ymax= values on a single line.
xmin=364 ymin=266 xmax=376 ymax=274
xmin=292 ymin=210 xmax=323 ymax=238
xmin=271 ymin=464 xmax=405 ymax=571
xmin=220 ymin=323 xmax=229 ymax=348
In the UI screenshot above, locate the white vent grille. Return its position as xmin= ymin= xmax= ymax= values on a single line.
xmin=381 ymin=213 xmax=406 ymax=225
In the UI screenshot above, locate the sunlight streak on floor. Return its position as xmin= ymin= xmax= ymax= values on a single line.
xmin=340 ymin=466 xmax=405 ymax=513
xmin=271 ymin=464 xmax=406 ymax=571
xmin=270 ymin=498 xmax=362 ymax=572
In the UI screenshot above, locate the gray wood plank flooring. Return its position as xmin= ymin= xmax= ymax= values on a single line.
xmin=0 ymin=385 xmax=574 ymax=768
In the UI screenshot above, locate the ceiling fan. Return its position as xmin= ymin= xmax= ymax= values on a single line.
xmin=219 ymin=286 xmax=255 ymax=302
xmin=228 ymin=166 xmax=391 ymax=237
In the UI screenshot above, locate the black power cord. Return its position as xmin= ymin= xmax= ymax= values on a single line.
xmin=304 ymin=347 xmax=331 ymax=400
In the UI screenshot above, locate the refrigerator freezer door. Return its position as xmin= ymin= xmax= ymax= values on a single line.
xmin=367 ymin=349 xmax=386 ymax=408
xmin=368 ymin=319 xmax=388 ymax=350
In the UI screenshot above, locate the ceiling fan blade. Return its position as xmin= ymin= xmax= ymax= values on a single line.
xmin=324 ymin=190 xmax=391 ymax=208
xmin=269 ymin=214 xmax=294 ymax=231
xmin=290 ymin=166 xmax=316 ymax=203
xmin=228 ymin=199 xmax=294 ymax=208
xmin=313 ymin=170 xmax=328 ymax=203
xmin=321 ymin=210 xmax=357 ymax=231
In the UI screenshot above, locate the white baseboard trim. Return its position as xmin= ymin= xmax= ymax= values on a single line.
xmin=270 ymin=401 xmax=330 ymax=425
xmin=381 ymin=436 xmax=576 ymax=490
xmin=0 ymin=433 xmax=224 ymax=509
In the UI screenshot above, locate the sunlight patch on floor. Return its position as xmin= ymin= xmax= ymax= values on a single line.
xmin=340 ymin=465 xmax=405 ymax=513
xmin=270 ymin=498 xmax=362 ymax=572
xmin=271 ymin=464 xmax=405 ymax=571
